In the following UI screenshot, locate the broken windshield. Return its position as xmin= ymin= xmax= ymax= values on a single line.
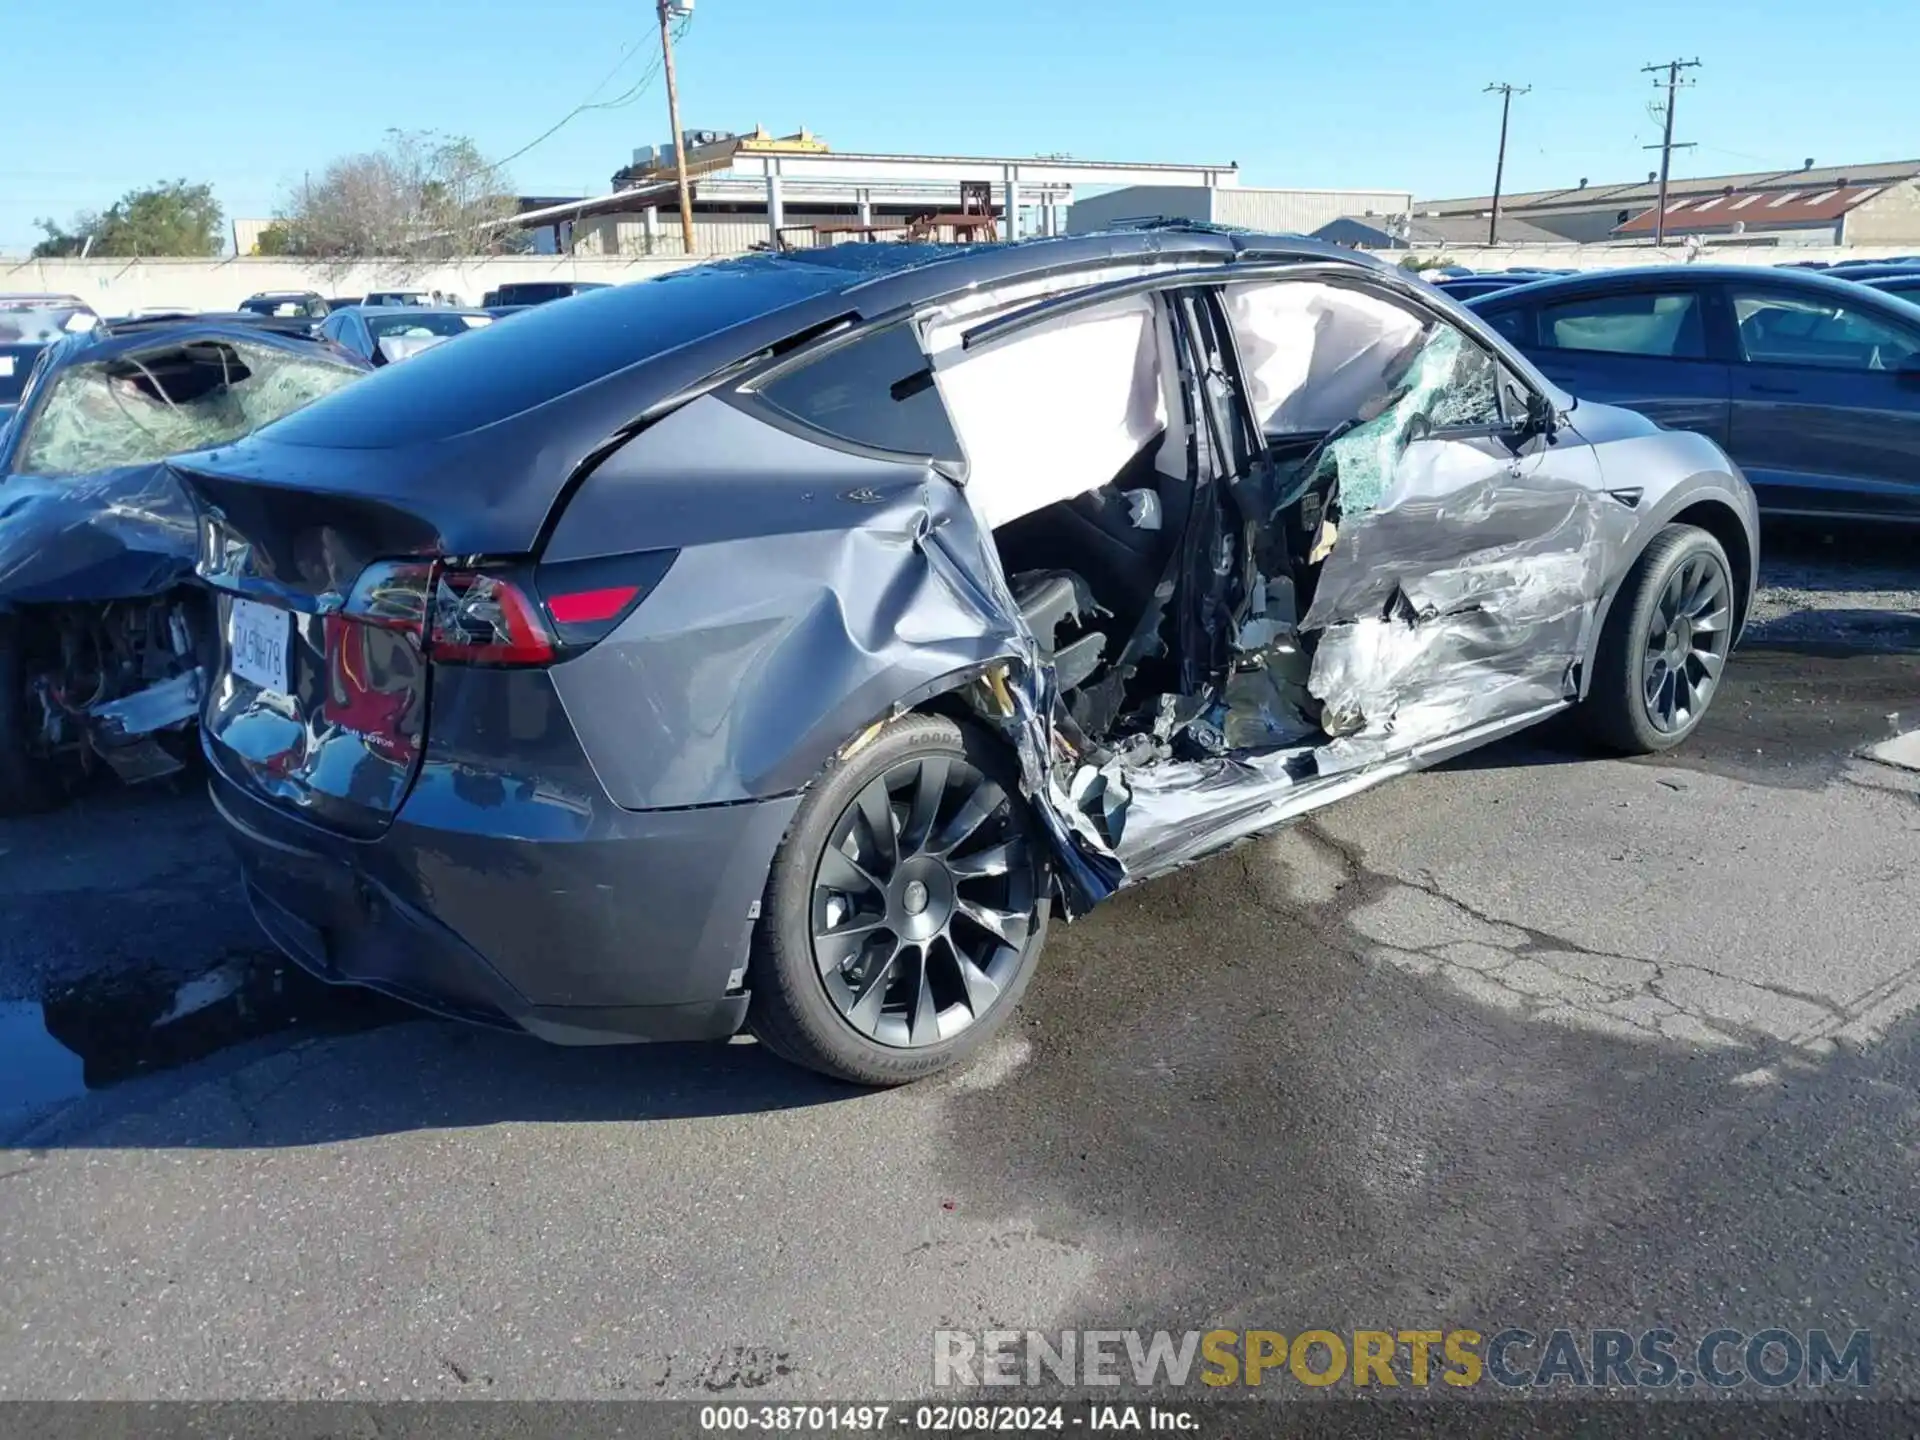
xmin=16 ymin=338 xmax=362 ymax=477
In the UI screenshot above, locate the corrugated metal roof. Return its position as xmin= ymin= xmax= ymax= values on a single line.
xmin=1418 ymin=159 xmax=1920 ymax=216
xmin=1611 ymin=184 xmax=1886 ymax=235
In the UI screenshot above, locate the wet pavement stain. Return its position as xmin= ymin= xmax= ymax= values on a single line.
xmin=1442 ymin=643 xmax=1918 ymax=792
xmin=0 ymin=955 xmax=410 ymax=1132
xmin=1633 ymin=644 xmax=1916 ymax=789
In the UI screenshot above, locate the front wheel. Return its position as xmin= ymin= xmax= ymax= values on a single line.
xmin=1578 ymin=523 xmax=1736 ymax=755
xmin=748 ymin=713 xmax=1051 ymax=1085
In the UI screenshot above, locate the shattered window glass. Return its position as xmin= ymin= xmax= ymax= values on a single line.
xmin=17 ymin=339 xmax=362 ymax=477
xmin=1297 ymin=322 xmax=1504 ymax=515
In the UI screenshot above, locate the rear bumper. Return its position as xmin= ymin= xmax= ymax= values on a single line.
xmin=211 ymin=773 xmax=800 ymax=1045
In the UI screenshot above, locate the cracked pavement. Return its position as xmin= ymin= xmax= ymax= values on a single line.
xmin=1 ymin=640 xmax=1917 ymax=1400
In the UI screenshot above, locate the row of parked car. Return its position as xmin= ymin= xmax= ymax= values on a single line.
xmin=0 ymin=231 xmax=1899 ymax=1084
xmin=1425 ymin=257 xmax=1920 ymax=522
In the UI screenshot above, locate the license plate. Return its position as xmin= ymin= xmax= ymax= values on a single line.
xmin=0 ymin=357 xmax=14 ymax=378
xmin=229 ymin=598 xmax=291 ymax=695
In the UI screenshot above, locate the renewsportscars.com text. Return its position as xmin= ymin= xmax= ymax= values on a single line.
xmin=933 ymin=1327 xmax=1873 ymax=1391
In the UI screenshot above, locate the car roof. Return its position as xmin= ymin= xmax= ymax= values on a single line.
xmin=53 ymin=315 xmax=356 ymax=363
xmin=1464 ymin=263 xmax=1915 ymax=307
xmin=356 ymin=308 xmax=495 ymax=320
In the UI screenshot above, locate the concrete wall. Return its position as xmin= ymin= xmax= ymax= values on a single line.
xmin=2 ymin=254 xmax=703 ymax=316
xmin=1842 ymin=181 xmax=1920 ymax=245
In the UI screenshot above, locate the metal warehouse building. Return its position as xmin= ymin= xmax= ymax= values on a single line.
xmin=512 ymin=127 xmax=1240 ymax=256
xmin=1064 ymin=184 xmax=1414 ymax=237
xmin=1416 ymin=159 xmax=1920 ymax=247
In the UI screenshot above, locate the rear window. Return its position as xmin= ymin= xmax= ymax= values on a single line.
xmin=0 ymin=299 xmax=98 ymax=344
xmin=242 ymin=296 xmax=323 ymax=318
xmin=367 ymin=312 xmax=491 ymax=338
xmin=16 ymin=338 xmax=362 ymax=476
xmin=495 ymin=284 xmax=573 ymax=305
xmin=259 ymin=262 xmax=851 ymax=450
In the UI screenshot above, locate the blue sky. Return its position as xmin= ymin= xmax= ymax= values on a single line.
xmin=6 ymin=0 xmax=1915 ymax=252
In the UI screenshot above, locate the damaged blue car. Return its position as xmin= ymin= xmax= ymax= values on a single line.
xmin=0 ymin=315 xmax=366 ymax=811
xmin=175 ymin=232 xmax=1759 ymax=1084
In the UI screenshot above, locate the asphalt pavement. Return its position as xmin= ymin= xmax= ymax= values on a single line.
xmin=1 ymin=533 xmax=1916 ymax=1404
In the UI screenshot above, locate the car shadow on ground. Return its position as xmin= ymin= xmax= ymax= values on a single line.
xmin=5 ymin=1010 xmax=860 ymax=1151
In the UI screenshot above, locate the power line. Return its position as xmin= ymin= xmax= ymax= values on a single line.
xmin=1641 ymin=58 xmax=1702 ymax=245
xmin=1484 ymin=83 xmax=1530 ymax=244
xmin=466 ymin=14 xmax=690 ymax=185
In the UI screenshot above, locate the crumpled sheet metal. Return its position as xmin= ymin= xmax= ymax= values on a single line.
xmin=539 ymin=394 xmax=1126 ymax=911
xmin=0 ymin=463 xmax=197 ymax=603
xmin=1301 ymin=445 xmax=1634 ymax=775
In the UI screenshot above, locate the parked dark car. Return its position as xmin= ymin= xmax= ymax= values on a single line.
xmin=1469 ymin=265 xmax=1920 ymax=521
xmin=1818 ymin=262 xmax=1920 ymax=284
xmin=319 ymin=306 xmax=494 ymax=366
xmin=0 ymin=318 xmax=367 ymax=812
xmin=484 ymin=281 xmax=611 ymax=308
xmin=1864 ymin=273 xmax=1920 ymax=302
xmin=1 ymin=295 xmax=99 ymax=418
xmin=177 ymin=234 xmax=1757 ymax=1084
xmin=239 ymin=291 xmax=331 ymax=320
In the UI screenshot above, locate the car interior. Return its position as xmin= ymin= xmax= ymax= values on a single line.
xmin=1733 ymin=294 xmax=1919 ymax=370
xmin=927 ymin=274 xmax=1518 ymax=790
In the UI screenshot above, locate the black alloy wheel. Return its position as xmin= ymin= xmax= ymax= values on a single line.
xmin=810 ymin=752 xmax=1037 ymax=1049
xmin=749 ymin=713 xmax=1051 ymax=1085
xmin=1580 ymin=523 xmax=1737 ymax=755
xmin=1640 ymin=548 xmax=1733 ymax=735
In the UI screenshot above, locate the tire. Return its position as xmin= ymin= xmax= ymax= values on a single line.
xmin=748 ymin=712 xmax=1052 ymax=1086
xmin=1578 ymin=523 xmax=1736 ymax=755
xmin=0 ymin=613 xmax=60 ymax=816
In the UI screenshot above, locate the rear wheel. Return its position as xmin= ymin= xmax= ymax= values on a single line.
xmin=1578 ymin=523 xmax=1735 ymax=754
xmin=748 ymin=713 xmax=1051 ymax=1085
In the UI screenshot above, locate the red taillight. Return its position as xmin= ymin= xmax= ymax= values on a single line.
xmin=546 ymin=585 xmax=641 ymax=625
xmin=344 ymin=560 xmax=435 ymax=634
xmin=342 ymin=562 xmax=555 ymax=667
xmin=429 ymin=570 xmax=554 ymax=666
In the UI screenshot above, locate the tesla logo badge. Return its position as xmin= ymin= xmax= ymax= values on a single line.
xmin=841 ymin=487 xmax=883 ymax=504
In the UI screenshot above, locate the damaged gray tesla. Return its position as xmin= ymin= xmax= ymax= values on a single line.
xmin=175 ymin=231 xmax=1758 ymax=1084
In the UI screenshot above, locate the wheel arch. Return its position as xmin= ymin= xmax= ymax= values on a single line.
xmin=1577 ymin=484 xmax=1756 ymax=699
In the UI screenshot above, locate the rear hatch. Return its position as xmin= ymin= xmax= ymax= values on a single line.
xmin=174 ymin=262 xmax=866 ymax=836
xmin=182 ymin=474 xmax=447 ymax=839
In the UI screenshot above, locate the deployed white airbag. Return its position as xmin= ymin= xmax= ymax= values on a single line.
xmin=934 ymin=295 xmax=1166 ymax=530
xmin=1225 ymin=281 xmax=1426 ymax=435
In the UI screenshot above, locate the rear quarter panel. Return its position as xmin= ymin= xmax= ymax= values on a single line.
xmin=540 ymin=395 xmax=1025 ymax=810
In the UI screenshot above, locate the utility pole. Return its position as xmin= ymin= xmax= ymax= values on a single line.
xmin=1484 ymin=83 xmax=1530 ymax=245
xmin=1642 ymin=58 xmax=1702 ymax=245
xmin=657 ymin=0 xmax=697 ymax=255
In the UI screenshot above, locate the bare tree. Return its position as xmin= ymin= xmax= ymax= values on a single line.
xmin=275 ymin=131 xmax=525 ymax=261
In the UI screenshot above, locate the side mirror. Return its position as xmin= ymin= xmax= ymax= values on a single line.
xmin=1522 ymin=389 xmax=1559 ymax=440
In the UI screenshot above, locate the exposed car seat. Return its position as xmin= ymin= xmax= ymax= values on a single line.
xmin=992 ymin=438 xmax=1178 ymax=626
